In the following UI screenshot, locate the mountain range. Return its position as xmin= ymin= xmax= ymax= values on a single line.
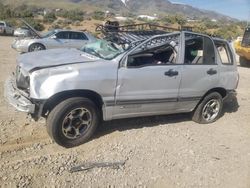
xmin=0 ymin=0 xmax=236 ymax=21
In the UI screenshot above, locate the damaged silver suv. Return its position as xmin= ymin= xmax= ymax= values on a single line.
xmin=5 ymin=31 xmax=239 ymax=148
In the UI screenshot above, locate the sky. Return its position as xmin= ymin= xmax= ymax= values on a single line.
xmin=170 ymin=0 xmax=250 ymax=20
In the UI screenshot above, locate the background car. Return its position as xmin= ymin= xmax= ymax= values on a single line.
xmin=11 ymin=19 xmax=97 ymax=53
xmin=0 ymin=21 xmax=14 ymax=35
xmin=14 ymin=27 xmax=32 ymax=37
xmin=12 ymin=29 xmax=97 ymax=53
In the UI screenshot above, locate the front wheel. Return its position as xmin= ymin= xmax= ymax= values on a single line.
xmin=29 ymin=43 xmax=46 ymax=52
xmin=192 ymin=92 xmax=223 ymax=124
xmin=46 ymin=97 xmax=100 ymax=148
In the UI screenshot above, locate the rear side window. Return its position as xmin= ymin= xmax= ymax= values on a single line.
xmin=70 ymin=32 xmax=88 ymax=40
xmin=215 ymin=42 xmax=233 ymax=65
xmin=56 ymin=31 xmax=70 ymax=39
xmin=184 ymin=33 xmax=215 ymax=65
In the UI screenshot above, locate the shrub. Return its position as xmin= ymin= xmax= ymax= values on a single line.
xmin=44 ymin=12 xmax=57 ymax=23
xmin=24 ymin=18 xmax=45 ymax=31
xmin=92 ymin=11 xmax=105 ymax=21
xmin=57 ymin=9 xmax=84 ymax=22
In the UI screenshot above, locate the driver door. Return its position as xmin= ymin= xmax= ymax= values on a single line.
xmin=113 ymin=34 xmax=182 ymax=119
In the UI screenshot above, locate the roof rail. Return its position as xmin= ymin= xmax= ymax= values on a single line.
xmin=96 ymin=22 xmax=181 ymax=45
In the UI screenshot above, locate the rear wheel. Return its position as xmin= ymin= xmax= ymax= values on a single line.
xmin=239 ymin=56 xmax=250 ymax=67
xmin=192 ymin=92 xmax=223 ymax=124
xmin=29 ymin=43 xmax=46 ymax=52
xmin=46 ymin=97 xmax=100 ymax=148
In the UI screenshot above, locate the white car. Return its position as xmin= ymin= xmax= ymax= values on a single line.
xmin=0 ymin=21 xmax=14 ymax=35
xmin=14 ymin=27 xmax=32 ymax=37
xmin=12 ymin=20 xmax=97 ymax=53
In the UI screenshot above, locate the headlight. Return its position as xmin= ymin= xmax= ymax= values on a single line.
xmin=16 ymin=66 xmax=30 ymax=90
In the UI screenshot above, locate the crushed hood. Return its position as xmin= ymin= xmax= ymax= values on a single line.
xmin=17 ymin=48 xmax=100 ymax=72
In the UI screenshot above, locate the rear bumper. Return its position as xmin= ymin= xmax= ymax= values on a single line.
xmin=4 ymin=77 xmax=35 ymax=113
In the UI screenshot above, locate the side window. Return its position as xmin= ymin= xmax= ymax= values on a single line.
xmin=215 ymin=42 xmax=233 ymax=65
xmin=184 ymin=33 xmax=215 ymax=65
xmin=56 ymin=32 xmax=69 ymax=39
xmin=127 ymin=39 xmax=179 ymax=68
xmin=70 ymin=32 xmax=88 ymax=40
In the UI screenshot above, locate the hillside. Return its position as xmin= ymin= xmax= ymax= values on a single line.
xmin=0 ymin=0 xmax=236 ymax=21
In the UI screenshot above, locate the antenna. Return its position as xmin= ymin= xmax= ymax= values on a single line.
xmin=247 ymin=1 xmax=250 ymax=27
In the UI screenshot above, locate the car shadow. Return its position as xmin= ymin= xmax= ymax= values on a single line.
xmin=222 ymin=95 xmax=239 ymax=114
xmin=94 ymin=113 xmax=191 ymax=139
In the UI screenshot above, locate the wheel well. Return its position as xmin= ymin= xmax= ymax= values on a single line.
xmin=29 ymin=43 xmax=46 ymax=52
xmin=42 ymin=90 xmax=104 ymax=118
xmin=203 ymin=87 xmax=227 ymax=99
xmin=192 ymin=87 xmax=227 ymax=112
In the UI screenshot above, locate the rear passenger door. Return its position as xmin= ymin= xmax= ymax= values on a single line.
xmin=69 ymin=32 xmax=89 ymax=49
xmin=177 ymin=33 xmax=219 ymax=111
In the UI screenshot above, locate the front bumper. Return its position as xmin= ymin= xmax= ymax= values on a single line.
xmin=4 ymin=77 xmax=35 ymax=113
xmin=11 ymin=41 xmax=29 ymax=53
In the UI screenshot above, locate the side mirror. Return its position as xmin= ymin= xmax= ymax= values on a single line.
xmin=51 ymin=35 xmax=57 ymax=39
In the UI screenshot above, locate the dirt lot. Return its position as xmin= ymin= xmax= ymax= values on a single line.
xmin=0 ymin=36 xmax=250 ymax=188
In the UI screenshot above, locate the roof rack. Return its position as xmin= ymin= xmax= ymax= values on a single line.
xmin=96 ymin=22 xmax=180 ymax=45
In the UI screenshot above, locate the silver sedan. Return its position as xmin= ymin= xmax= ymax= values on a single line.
xmin=12 ymin=29 xmax=97 ymax=53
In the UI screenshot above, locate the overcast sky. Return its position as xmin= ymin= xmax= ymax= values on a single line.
xmin=171 ymin=0 xmax=249 ymax=20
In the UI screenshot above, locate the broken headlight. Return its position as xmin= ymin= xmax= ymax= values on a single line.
xmin=16 ymin=66 xmax=30 ymax=90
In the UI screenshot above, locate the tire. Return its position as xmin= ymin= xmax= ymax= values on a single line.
xmin=192 ymin=92 xmax=223 ymax=124
xmin=239 ymin=56 xmax=250 ymax=67
xmin=29 ymin=43 xmax=46 ymax=52
xmin=46 ymin=97 xmax=100 ymax=148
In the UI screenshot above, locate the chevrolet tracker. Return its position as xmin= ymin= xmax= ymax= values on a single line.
xmin=5 ymin=24 xmax=239 ymax=147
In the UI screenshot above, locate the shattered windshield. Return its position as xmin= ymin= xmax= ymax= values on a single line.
xmin=81 ymin=39 xmax=125 ymax=60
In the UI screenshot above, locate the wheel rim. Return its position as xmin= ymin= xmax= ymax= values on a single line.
xmin=62 ymin=108 xmax=92 ymax=139
xmin=202 ymin=99 xmax=220 ymax=122
xmin=31 ymin=45 xmax=43 ymax=51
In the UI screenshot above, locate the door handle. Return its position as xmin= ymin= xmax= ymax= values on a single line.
xmin=207 ymin=68 xmax=217 ymax=75
xmin=164 ymin=69 xmax=179 ymax=77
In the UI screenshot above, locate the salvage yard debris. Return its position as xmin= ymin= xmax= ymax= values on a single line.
xmin=69 ymin=161 xmax=126 ymax=173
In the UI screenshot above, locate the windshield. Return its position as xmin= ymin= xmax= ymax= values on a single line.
xmin=42 ymin=30 xmax=56 ymax=38
xmin=81 ymin=39 xmax=125 ymax=60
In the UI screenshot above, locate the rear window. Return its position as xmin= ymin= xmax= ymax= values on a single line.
xmin=184 ymin=33 xmax=216 ymax=65
xmin=215 ymin=41 xmax=233 ymax=65
xmin=0 ymin=22 xmax=4 ymax=26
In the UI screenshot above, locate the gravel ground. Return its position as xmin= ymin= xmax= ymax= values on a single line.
xmin=0 ymin=36 xmax=250 ymax=188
